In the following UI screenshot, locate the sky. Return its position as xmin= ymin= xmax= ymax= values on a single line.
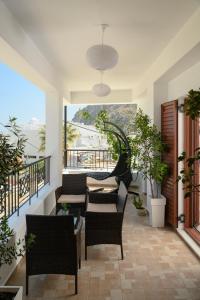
xmin=0 ymin=62 xmax=86 ymax=127
xmin=67 ymin=104 xmax=87 ymax=121
xmin=0 ymin=62 xmax=45 ymax=126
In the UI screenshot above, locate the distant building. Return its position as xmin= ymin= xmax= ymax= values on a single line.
xmin=2 ymin=119 xmax=109 ymax=164
xmin=21 ymin=118 xmax=44 ymax=162
xmin=70 ymin=122 xmax=108 ymax=149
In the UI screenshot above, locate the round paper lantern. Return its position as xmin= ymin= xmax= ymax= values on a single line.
xmin=86 ymin=44 xmax=118 ymax=70
xmin=92 ymin=83 xmax=111 ymax=97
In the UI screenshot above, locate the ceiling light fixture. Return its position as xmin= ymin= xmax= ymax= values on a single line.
xmin=86 ymin=24 xmax=118 ymax=71
xmin=92 ymin=71 xmax=111 ymax=97
xmin=92 ymin=83 xmax=111 ymax=97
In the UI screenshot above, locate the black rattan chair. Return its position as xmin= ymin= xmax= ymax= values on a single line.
xmin=26 ymin=214 xmax=82 ymax=295
xmin=85 ymin=181 xmax=128 ymax=260
xmin=55 ymin=173 xmax=88 ymax=216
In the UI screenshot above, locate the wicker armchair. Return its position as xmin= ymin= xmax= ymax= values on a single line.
xmin=25 ymin=214 xmax=82 ymax=295
xmin=55 ymin=173 xmax=88 ymax=216
xmin=85 ymin=181 xmax=128 ymax=260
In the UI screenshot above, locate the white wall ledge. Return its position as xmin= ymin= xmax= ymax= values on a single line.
xmin=8 ymin=183 xmax=55 ymax=230
xmin=0 ymin=183 xmax=56 ymax=286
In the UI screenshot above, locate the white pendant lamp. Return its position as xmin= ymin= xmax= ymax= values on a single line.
xmin=92 ymin=83 xmax=111 ymax=97
xmin=86 ymin=24 xmax=118 ymax=71
xmin=92 ymin=71 xmax=111 ymax=97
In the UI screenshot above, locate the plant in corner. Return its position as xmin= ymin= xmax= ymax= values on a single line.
xmin=183 ymin=88 xmax=200 ymax=120
xmin=0 ymin=117 xmax=34 ymax=300
xmin=178 ymin=88 xmax=200 ymax=197
xmin=129 ymin=109 xmax=168 ymax=227
xmin=132 ymin=195 xmax=147 ymax=216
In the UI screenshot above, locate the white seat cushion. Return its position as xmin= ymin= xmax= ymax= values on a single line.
xmin=87 ymin=203 xmax=117 ymax=213
xmin=57 ymin=194 xmax=85 ymax=204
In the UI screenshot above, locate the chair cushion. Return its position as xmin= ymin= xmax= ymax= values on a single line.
xmin=57 ymin=194 xmax=86 ymax=204
xmin=87 ymin=203 xmax=117 ymax=213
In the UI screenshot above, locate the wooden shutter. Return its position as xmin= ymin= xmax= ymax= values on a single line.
xmin=161 ymin=100 xmax=178 ymax=227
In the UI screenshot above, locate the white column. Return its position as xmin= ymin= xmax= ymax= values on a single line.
xmin=45 ymin=90 xmax=63 ymax=188
xmin=178 ymin=97 xmax=185 ymax=229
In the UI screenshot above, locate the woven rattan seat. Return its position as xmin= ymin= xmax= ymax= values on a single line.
xmin=85 ymin=181 xmax=128 ymax=260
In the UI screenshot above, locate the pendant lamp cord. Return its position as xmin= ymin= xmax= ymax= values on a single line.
xmin=101 ymin=24 xmax=108 ymax=46
xmin=100 ymin=70 xmax=103 ymax=84
xmin=101 ymin=26 xmax=105 ymax=46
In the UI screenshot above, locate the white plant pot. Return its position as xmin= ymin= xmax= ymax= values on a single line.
xmin=136 ymin=207 xmax=147 ymax=216
xmin=0 ymin=286 xmax=23 ymax=300
xmin=150 ymin=195 xmax=166 ymax=227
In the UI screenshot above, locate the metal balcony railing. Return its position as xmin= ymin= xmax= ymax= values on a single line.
xmin=0 ymin=156 xmax=51 ymax=218
xmin=64 ymin=149 xmax=116 ymax=170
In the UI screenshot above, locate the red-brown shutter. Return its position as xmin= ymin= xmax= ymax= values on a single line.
xmin=161 ymin=100 xmax=178 ymax=227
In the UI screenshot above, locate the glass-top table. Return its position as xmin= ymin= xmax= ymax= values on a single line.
xmin=51 ymin=205 xmax=81 ymax=229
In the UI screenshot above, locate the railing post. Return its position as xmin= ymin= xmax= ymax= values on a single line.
xmin=36 ymin=162 xmax=39 ymax=197
xmin=7 ymin=175 xmax=10 ymax=217
xmin=64 ymin=105 xmax=67 ymax=168
xmin=48 ymin=156 xmax=50 ymax=185
xmin=29 ymin=165 xmax=31 ymax=206
xmin=14 ymin=172 xmax=17 ymax=215
xmin=11 ymin=174 xmax=13 ymax=215
xmin=17 ymin=171 xmax=19 ymax=216
xmin=3 ymin=185 xmax=6 ymax=218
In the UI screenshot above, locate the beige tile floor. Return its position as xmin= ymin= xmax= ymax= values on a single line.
xmin=8 ymin=197 xmax=200 ymax=300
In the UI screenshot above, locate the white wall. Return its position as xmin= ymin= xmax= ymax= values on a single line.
xmin=70 ymin=89 xmax=132 ymax=104
xmin=168 ymin=61 xmax=200 ymax=99
xmin=132 ymin=90 xmax=150 ymax=116
xmin=133 ymin=7 xmax=200 ymax=97
xmin=45 ymin=91 xmax=63 ymax=188
xmin=0 ymin=0 xmax=62 ymax=91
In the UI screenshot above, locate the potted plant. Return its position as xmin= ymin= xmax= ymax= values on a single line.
xmin=132 ymin=194 xmax=147 ymax=216
xmin=178 ymin=88 xmax=200 ymax=196
xmin=183 ymin=88 xmax=200 ymax=120
xmin=0 ymin=117 xmax=29 ymax=300
xmin=130 ymin=109 xmax=168 ymax=227
xmin=58 ymin=203 xmax=71 ymax=215
xmin=0 ymin=217 xmax=29 ymax=300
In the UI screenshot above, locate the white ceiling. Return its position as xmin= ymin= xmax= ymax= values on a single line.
xmin=3 ymin=0 xmax=200 ymax=92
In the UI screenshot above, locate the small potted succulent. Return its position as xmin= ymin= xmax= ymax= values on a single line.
xmin=132 ymin=195 xmax=147 ymax=216
xmin=59 ymin=203 xmax=70 ymax=215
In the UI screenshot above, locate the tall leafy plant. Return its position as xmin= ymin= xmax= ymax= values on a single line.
xmin=0 ymin=117 xmax=26 ymax=186
xmin=0 ymin=118 xmax=33 ymax=269
xmin=178 ymin=149 xmax=200 ymax=198
xmin=184 ymin=88 xmax=200 ymax=120
xmin=80 ymin=109 xmax=135 ymax=161
xmin=39 ymin=123 xmax=79 ymax=152
xmin=130 ymin=109 xmax=168 ymax=198
xmin=178 ymin=88 xmax=200 ymax=197
xmin=95 ymin=110 xmax=120 ymax=160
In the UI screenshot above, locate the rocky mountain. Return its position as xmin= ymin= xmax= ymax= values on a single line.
xmin=72 ymin=104 xmax=137 ymax=134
